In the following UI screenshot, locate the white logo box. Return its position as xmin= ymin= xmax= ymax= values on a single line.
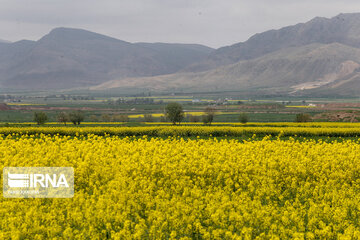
xmin=3 ymin=167 xmax=74 ymax=198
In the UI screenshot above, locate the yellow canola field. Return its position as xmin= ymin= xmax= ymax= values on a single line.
xmin=127 ymin=112 xmax=238 ymax=118
xmin=1 ymin=135 xmax=360 ymax=239
xmin=2 ymin=126 xmax=360 ymax=137
xmin=285 ymin=106 xmax=316 ymax=108
xmin=5 ymin=103 xmax=46 ymax=106
xmin=5 ymin=121 xmax=360 ymax=129
xmin=5 ymin=122 xmax=126 ymax=125
xmin=144 ymin=122 xmax=360 ymax=128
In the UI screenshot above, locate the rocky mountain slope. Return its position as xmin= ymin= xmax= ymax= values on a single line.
xmin=4 ymin=13 xmax=360 ymax=96
xmin=185 ymin=13 xmax=360 ymax=72
xmin=0 ymin=28 xmax=213 ymax=89
xmin=93 ymin=43 xmax=360 ymax=96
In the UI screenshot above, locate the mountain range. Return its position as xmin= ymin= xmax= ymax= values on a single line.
xmin=0 ymin=28 xmax=213 ymax=90
xmin=3 ymin=13 xmax=360 ymax=96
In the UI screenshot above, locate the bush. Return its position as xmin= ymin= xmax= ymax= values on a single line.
xmin=144 ymin=114 xmax=154 ymax=122
xmin=89 ymin=115 xmax=99 ymax=122
xmin=113 ymin=115 xmax=129 ymax=122
xmin=101 ymin=114 xmax=111 ymax=122
xmin=202 ymin=115 xmax=213 ymax=125
xmin=188 ymin=114 xmax=200 ymax=123
xmin=295 ymin=113 xmax=312 ymax=123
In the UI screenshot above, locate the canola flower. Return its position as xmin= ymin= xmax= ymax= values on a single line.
xmin=1 ymin=134 xmax=360 ymax=239
xmin=285 ymin=106 xmax=316 ymax=108
xmin=5 ymin=103 xmax=46 ymax=106
xmin=2 ymin=126 xmax=360 ymax=137
xmin=144 ymin=122 xmax=360 ymax=128
xmin=127 ymin=112 xmax=238 ymax=118
xmin=5 ymin=122 xmax=360 ymax=128
xmin=4 ymin=122 xmax=126 ymax=125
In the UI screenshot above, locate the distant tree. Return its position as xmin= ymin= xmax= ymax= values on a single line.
xmin=239 ymin=113 xmax=249 ymax=124
xmin=144 ymin=114 xmax=154 ymax=122
xmin=69 ymin=111 xmax=85 ymax=125
xmin=165 ymin=102 xmax=184 ymax=125
xmin=202 ymin=115 xmax=211 ymax=125
xmin=34 ymin=112 xmax=48 ymax=125
xmin=188 ymin=114 xmax=200 ymax=123
xmin=295 ymin=113 xmax=312 ymax=122
xmin=112 ymin=114 xmax=129 ymax=122
xmin=120 ymin=115 xmax=129 ymax=122
xmin=101 ymin=114 xmax=111 ymax=122
xmin=202 ymin=107 xmax=216 ymax=125
xmin=89 ymin=115 xmax=98 ymax=122
xmin=57 ymin=112 xmax=69 ymax=126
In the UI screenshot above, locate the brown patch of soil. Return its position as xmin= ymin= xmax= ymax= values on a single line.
xmin=0 ymin=103 xmax=11 ymax=110
xmin=313 ymin=110 xmax=360 ymax=122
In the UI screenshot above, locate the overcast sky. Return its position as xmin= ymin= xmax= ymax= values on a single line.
xmin=1 ymin=0 xmax=360 ymax=48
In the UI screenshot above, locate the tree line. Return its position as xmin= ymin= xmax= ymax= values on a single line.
xmin=33 ymin=103 xmax=251 ymax=125
xmin=34 ymin=111 xmax=84 ymax=125
xmin=34 ymin=103 xmax=312 ymax=125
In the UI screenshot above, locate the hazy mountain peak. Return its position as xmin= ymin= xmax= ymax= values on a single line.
xmin=0 ymin=27 xmax=213 ymax=90
xmin=184 ymin=12 xmax=360 ymax=72
xmin=40 ymin=27 xmax=129 ymax=44
xmin=336 ymin=12 xmax=360 ymax=18
xmin=0 ymin=39 xmax=11 ymax=44
xmin=3 ymin=13 xmax=360 ymax=96
xmin=12 ymin=39 xmax=36 ymax=46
